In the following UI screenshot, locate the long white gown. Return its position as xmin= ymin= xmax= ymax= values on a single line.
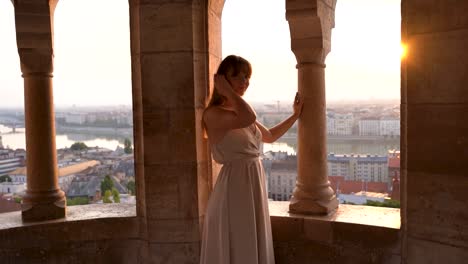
xmin=200 ymin=125 xmax=275 ymax=264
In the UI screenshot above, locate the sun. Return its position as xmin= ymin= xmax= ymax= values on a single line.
xmin=400 ymin=43 xmax=408 ymax=59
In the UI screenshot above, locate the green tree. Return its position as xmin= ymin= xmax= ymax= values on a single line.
xmin=112 ymin=187 xmax=120 ymax=203
xmin=365 ymin=199 xmax=400 ymax=208
xmin=0 ymin=175 xmax=12 ymax=183
xmin=103 ymin=190 xmax=113 ymax=203
xmin=67 ymin=197 xmax=89 ymax=206
xmin=382 ymin=199 xmax=400 ymax=208
xmin=70 ymin=142 xmax=88 ymax=151
xmin=14 ymin=196 xmax=22 ymax=203
xmin=100 ymin=175 xmax=114 ymax=195
xmin=127 ymin=180 xmax=135 ymax=195
xmin=124 ymin=138 xmax=133 ymax=154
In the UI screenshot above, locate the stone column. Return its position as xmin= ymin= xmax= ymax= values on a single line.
xmin=129 ymin=0 xmax=212 ymax=261
xmin=287 ymin=0 xmax=339 ymax=214
xmin=13 ymin=0 xmax=66 ymax=221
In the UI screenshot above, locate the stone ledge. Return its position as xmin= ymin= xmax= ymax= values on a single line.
xmin=269 ymin=201 xmax=401 ymax=229
xmin=270 ymin=202 xmax=401 ymax=263
xmin=0 ymin=203 xmax=137 ymax=230
xmin=270 ymin=201 xmax=401 ymax=247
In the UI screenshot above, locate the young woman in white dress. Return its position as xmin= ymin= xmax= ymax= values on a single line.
xmin=201 ymin=55 xmax=303 ymax=264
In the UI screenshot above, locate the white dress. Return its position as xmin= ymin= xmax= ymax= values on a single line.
xmin=200 ymin=125 xmax=275 ymax=264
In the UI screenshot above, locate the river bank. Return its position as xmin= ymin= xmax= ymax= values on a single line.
xmin=55 ymin=125 xmax=133 ymax=138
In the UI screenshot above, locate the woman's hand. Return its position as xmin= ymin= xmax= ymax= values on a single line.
xmin=293 ymin=92 xmax=304 ymax=118
xmin=214 ymin=74 xmax=233 ymax=98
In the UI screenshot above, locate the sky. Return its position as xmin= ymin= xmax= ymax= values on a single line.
xmin=0 ymin=0 xmax=401 ymax=108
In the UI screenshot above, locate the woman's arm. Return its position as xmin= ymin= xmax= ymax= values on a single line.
xmin=256 ymin=92 xmax=304 ymax=143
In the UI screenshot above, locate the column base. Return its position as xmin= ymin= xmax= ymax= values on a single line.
xmin=289 ymin=195 xmax=339 ymax=215
xmin=21 ymin=190 xmax=66 ymax=222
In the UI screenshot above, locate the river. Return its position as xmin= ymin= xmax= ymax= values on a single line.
xmin=0 ymin=124 xmax=399 ymax=155
xmin=0 ymin=124 xmax=124 ymax=150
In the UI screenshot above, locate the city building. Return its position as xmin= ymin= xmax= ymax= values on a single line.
xmin=339 ymin=191 xmax=389 ymax=205
xmin=0 ymin=182 xmax=25 ymax=194
xmin=8 ymin=160 xmax=100 ymax=193
xmin=328 ymin=153 xmax=388 ymax=182
xmin=359 ymin=119 xmax=381 ymax=136
xmin=67 ymin=174 xmax=127 ymax=201
xmin=267 ymin=158 xmax=296 ymax=201
xmin=388 ymin=149 xmax=401 ymax=200
xmin=64 ymin=113 xmax=87 ymax=125
xmin=327 ymin=113 xmax=354 ymax=136
xmin=266 ymin=153 xmax=391 ymax=201
xmin=328 ymin=176 xmax=390 ymax=195
xmin=326 ymin=113 xmax=335 ymax=135
xmin=388 ymin=149 xmax=400 ymax=181
xmin=380 ymin=118 xmax=400 ymax=136
xmin=0 ymin=149 xmax=25 ymax=176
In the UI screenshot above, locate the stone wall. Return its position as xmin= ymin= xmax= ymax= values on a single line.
xmin=402 ymin=0 xmax=468 ymax=263
xmin=0 ymin=204 xmax=141 ymax=263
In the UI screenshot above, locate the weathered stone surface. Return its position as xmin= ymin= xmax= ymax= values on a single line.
xmin=21 ymin=201 xmax=66 ymax=222
xmin=406 ymin=237 xmax=468 ymax=264
xmin=406 ymin=30 xmax=468 ymax=104
xmin=139 ymin=3 xmax=195 ymax=53
xmin=142 ymin=109 xmax=198 ymax=165
xmin=148 ymin=217 xmax=201 ymax=243
xmin=208 ymin=0 xmax=224 ymax=18
xmin=149 ymin=242 xmax=200 ymax=264
xmin=140 ymin=52 xmax=195 ymax=109
xmin=405 ymin=0 xmax=468 ymax=35
xmin=144 ymin=163 xmax=198 ymax=219
xmin=14 ymin=14 xmax=51 ymax=33
xmin=0 ymin=239 xmax=143 ymax=264
xmin=197 ymin=160 xmax=211 ymax=217
xmin=0 ymin=203 xmax=136 ymax=233
xmin=270 ymin=202 xmax=401 ymax=263
xmin=270 ymin=214 xmax=304 ymax=241
xmin=407 ymin=172 xmax=468 ymax=248
xmin=0 ymin=204 xmax=140 ymax=263
xmin=406 ymin=104 xmax=468 ymax=174
xmin=194 ymin=52 xmax=210 ymax=109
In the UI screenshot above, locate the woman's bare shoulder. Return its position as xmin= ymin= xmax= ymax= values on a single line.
xmin=203 ymin=105 xmax=234 ymax=125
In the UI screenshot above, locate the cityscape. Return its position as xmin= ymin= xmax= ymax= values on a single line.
xmin=0 ymin=99 xmax=400 ymax=214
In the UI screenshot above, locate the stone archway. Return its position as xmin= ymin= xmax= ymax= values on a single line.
xmin=207 ymin=0 xmax=339 ymax=214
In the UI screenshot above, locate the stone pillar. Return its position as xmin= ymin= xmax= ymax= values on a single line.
xmin=13 ymin=0 xmax=66 ymax=221
xmin=287 ymin=0 xmax=339 ymax=214
xmin=129 ymin=0 xmax=212 ymax=262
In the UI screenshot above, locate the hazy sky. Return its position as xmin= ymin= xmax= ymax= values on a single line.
xmin=0 ymin=0 xmax=401 ymax=108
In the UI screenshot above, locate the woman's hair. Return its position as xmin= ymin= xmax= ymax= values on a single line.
xmin=207 ymin=55 xmax=252 ymax=107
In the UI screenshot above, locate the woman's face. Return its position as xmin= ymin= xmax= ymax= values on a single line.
xmin=226 ymin=68 xmax=250 ymax=96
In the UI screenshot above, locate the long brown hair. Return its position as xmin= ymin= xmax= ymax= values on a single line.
xmin=207 ymin=55 xmax=252 ymax=107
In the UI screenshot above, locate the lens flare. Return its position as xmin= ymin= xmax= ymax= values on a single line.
xmin=400 ymin=43 xmax=407 ymax=59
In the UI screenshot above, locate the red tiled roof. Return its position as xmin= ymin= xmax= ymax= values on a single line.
xmin=0 ymin=195 xmax=21 ymax=213
xmin=329 ymin=176 xmax=389 ymax=194
xmin=9 ymin=160 xmax=100 ymax=178
xmin=388 ymin=157 xmax=400 ymax=168
xmin=271 ymin=160 xmax=296 ymax=170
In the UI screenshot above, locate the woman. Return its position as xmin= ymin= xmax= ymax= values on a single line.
xmin=200 ymin=55 xmax=303 ymax=264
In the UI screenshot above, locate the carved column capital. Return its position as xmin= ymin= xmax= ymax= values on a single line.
xmin=13 ymin=0 xmax=59 ymax=75
xmin=286 ymin=0 xmax=337 ymax=65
